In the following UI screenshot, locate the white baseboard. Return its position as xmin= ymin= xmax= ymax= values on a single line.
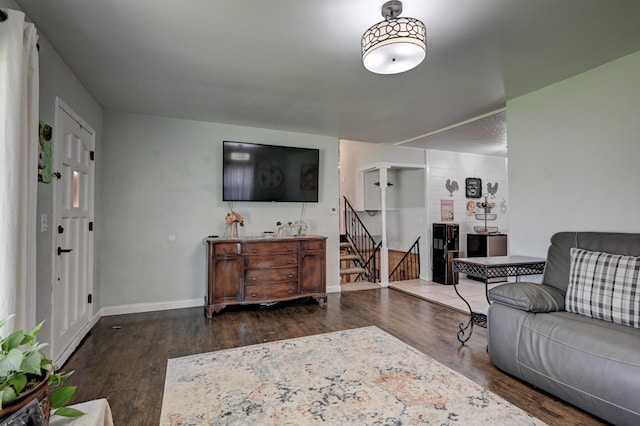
xmin=54 ymin=320 xmax=93 ymax=369
xmin=100 ymin=298 xmax=203 ymax=317
xmin=97 ymin=287 xmax=341 ymax=318
xmin=326 ymin=284 xmax=342 ymax=293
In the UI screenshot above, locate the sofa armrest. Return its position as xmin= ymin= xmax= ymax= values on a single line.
xmin=488 ymin=282 xmax=565 ymax=312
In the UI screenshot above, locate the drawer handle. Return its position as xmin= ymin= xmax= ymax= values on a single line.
xmin=287 ymin=289 xmax=294 ymax=293
xmin=252 ymin=248 xmax=258 ymax=253
xmin=287 ymin=274 xmax=294 ymax=278
xmin=252 ymin=277 xmax=257 ymax=281
xmin=287 ymin=247 xmax=293 ymax=251
xmin=223 ymin=248 xmax=232 ymax=253
xmin=287 ymin=259 xmax=294 ymax=264
xmin=252 ymin=260 xmax=258 ymax=266
xmin=251 ymin=293 xmax=257 ymax=297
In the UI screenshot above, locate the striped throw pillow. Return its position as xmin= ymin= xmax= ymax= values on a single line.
xmin=567 ymin=248 xmax=640 ymax=328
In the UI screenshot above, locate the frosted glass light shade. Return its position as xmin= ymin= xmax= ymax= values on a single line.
xmin=362 ymin=17 xmax=426 ymax=75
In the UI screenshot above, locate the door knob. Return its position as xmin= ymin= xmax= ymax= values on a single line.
xmin=57 ymin=247 xmax=73 ymax=255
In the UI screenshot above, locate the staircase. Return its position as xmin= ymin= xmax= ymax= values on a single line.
xmin=340 ymin=239 xmax=367 ymax=282
xmin=341 ymin=196 xmax=421 ymax=285
xmin=341 ymin=197 xmax=380 ymax=283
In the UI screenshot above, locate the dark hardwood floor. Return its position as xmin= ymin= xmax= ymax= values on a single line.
xmin=61 ymin=289 xmax=605 ymax=425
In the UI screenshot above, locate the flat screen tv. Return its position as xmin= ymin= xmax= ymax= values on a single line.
xmin=223 ymin=141 xmax=319 ymax=202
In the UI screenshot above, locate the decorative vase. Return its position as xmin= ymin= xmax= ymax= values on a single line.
xmin=230 ymin=222 xmax=238 ymax=238
xmin=293 ymin=220 xmax=308 ymax=236
xmin=278 ymin=224 xmax=292 ymax=237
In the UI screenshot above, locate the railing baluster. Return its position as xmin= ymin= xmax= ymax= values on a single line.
xmin=389 ymin=237 xmax=421 ymax=282
xmin=343 ymin=196 xmax=381 ymax=282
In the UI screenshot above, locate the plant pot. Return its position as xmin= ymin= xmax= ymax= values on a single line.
xmin=0 ymin=373 xmax=50 ymax=423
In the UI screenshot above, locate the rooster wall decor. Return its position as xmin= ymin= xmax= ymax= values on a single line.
xmin=487 ymin=182 xmax=499 ymax=198
xmin=445 ymin=179 xmax=459 ymax=196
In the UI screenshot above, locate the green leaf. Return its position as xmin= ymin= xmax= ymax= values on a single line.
xmin=19 ymin=349 xmax=42 ymax=375
xmin=52 ymin=406 xmax=85 ymax=418
xmin=27 ymin=320 xmax=45 ymax=340
xmin=4 ymin=330 xmax=25 ymax=351
xmin=8 ymin=374 xmax=27 ymax=394
xmin=0 ymin=386 xmax=16 ymax=404
xmin=0 ymin=348 xmax=24 ymax=373
xmin=50 ymin=385 xmax=76 ymax=408
xmin=0 ymin=314 xmax=15 ymax=331
xmin=41 ymin=355 xmax=53 ymax=370
xmin=49 ymin=370 xmax=74 ymax=388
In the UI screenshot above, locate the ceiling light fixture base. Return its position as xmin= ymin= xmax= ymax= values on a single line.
xmin=361 ymin=1 xmax=426 ymax=75
xmin=381 ymin=1 xmax=403 ymax=19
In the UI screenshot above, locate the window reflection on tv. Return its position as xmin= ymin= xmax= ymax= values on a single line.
xmin=222 ymin=141 xmax=319 ymax=202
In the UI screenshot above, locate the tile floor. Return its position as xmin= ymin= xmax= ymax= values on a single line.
xmin=388 ymin=277 xmax=502 ymax=315
xmin=341 ymin=277 xmax=504 ymax=315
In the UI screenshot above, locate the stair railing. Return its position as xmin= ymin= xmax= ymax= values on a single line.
xmin=343 ymin=196 xmax=380 ymax=282
xmin=389 ymin=237 xmax=421 ymax=282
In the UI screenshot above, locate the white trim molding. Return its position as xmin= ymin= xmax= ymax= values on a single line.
xmin=100 ymin=298 xmax=203 ymax=317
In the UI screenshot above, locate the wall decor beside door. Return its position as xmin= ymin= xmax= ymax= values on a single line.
xmin=38 ymin=121 xmax=52 ymax=183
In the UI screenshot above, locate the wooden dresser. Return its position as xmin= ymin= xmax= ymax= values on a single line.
xmin=205 ymin=236 xmax=327 ymax=317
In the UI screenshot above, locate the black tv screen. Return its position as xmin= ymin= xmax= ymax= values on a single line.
xmin=223 ymin=141 xmax=319 ymax=202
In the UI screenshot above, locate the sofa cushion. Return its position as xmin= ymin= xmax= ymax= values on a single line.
xmin=543 ymin=232 xmax=640 ymax=292
xmin=489 ymin=282 xmax=565 ymax=312
xmin=567 ymin=247 xmax=640 ymax=328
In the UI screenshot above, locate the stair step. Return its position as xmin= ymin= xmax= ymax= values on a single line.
xmin=340 ymin=242 xmax=351 ymax=248
xmin=340 ymin=254 xmax=360 ymax=260
xmin=340 ymin=267 xmax=367 ymax=275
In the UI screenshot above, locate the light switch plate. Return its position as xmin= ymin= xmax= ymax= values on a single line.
xmin=40 ymin=214 xmax=48 ymax=232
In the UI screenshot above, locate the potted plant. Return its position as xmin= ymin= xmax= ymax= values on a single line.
xmin=0 ymin=314 xmax=83 ymax=421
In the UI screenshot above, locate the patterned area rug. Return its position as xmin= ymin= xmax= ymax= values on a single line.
xmin=160 ymin=327 xmax=545 ymax=425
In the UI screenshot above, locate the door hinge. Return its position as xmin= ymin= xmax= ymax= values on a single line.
xmin=88 ymin=294 xmax=92 ymax=304
xmin=89 ymin=221 xmax=94 ymax=231
xmin=90 ymin=151 xmax=95 ymax=161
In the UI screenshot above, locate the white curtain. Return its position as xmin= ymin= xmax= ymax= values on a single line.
xmin=0 ymin=9 xmax=39 ymax=331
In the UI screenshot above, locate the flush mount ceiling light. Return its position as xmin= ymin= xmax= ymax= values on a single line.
xmin=361 ymin=0 xmax=426 ymax=75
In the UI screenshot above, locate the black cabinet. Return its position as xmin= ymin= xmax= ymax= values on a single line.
xmin=466 ymin=233 xmax=508 ymax=283
xmin=467 ymin=234 xmax=507 ymax=258
xmin=433 ymin=223 xmax=459 ymax=285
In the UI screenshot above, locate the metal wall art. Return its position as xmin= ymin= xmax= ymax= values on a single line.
xmin=445 ymin=179 xmax=459 ymax=196
xmin=486 ymin=182 xmax=498 ymax=198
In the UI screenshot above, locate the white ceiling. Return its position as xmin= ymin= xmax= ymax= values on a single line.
xmin=14 ymin=0 xmax=640 ymax=156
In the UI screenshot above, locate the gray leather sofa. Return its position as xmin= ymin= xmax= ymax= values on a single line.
xmin=487 ymin=232 xmax=640 ymax=426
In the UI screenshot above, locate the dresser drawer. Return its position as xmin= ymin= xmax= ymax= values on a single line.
xmin=301 ymin=239 xmax=325 ymax=251
xmin=245 ymin=282 xmax=297 ymax=301
xmin=245 ymin=267 xmax=297 ymax=284
xmin=244 ymin=241 xmax=298 ymax=255
xmin=245 ymin=254 xmax=297 ymax=268
xmin=213 ymin=243 xmax=242 ymax=256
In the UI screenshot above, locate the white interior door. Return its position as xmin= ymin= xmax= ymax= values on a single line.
xmin=51 ymin=98 xmax=95 ymax=366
